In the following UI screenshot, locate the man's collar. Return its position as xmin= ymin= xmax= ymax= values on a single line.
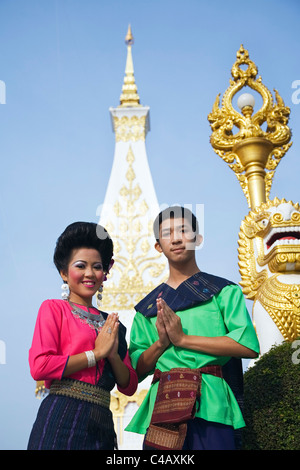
xmin=135 ymin=271 xmax=235 ymax=317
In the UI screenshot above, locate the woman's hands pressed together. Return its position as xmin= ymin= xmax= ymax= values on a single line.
xmin=63 ymin=312 xmax=130 ymax=389
xmin=93 ymin=313 xmax=119 ymax=361
xmin=94 ymin=313 xmax=130 ymax=389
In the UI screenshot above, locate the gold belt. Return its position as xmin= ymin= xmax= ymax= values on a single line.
xmin=50 ymin=378 xmax=110 ymax=408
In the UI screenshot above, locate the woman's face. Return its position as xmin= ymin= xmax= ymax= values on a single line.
xmin=61 ymin=247 xmax=105 ymax=306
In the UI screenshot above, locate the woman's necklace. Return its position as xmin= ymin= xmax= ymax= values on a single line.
xmin=68 ymin=300 xmax=106 ymax=331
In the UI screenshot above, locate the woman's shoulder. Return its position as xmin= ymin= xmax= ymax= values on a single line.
xmin=38 ymin=298 xmax=70 ymax=314
xmin=40 ymin=298 xmax=68 ymax=306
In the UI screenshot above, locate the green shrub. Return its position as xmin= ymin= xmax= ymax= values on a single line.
xmin=242 ymin=339 xmax=300 ymax=450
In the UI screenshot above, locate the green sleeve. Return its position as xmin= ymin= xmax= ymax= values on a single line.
xmin=129 ymin=312 xmax=158 ymax=381
xmin=215 ymin=284 xmax=260 ymax=354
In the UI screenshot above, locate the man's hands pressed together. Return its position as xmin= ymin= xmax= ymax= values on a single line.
xmin=136 ymin=295 xmax=258 ymax=379
xmin=156 ymin=298 xmax=185 ymax=347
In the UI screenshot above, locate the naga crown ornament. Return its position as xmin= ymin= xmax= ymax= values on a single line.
xmin=208 ymin=45 xmax=292 ymax=210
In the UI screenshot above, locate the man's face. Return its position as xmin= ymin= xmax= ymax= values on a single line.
xmin=155 ymin=217 xmax=202 ymax=261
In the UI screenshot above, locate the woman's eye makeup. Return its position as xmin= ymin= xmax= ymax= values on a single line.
xmin=72 ymin=261 xmax=103 ymax=270
xmin=73 ymin=262 xmax=86 ymax=269
xmin=94 ymin=264 xmax=103 ymax=270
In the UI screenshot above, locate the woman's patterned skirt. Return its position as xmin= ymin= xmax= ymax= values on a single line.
xmin=27 ymin=387 xmax=117 ymax=450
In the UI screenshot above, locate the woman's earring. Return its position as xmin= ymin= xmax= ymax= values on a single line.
xmin=97 ymin=285 xmax=103 ymax=301
xmin=96 ymin=285 xmax=103 ymax=307
xmin=61 ymin=282 xmax=69 ymax=300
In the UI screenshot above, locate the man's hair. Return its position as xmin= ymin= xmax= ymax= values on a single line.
xmin=153 ymin=206 xmax=199 ymax=242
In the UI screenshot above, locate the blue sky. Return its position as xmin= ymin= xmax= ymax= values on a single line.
xmin=0 ymin=0 xmax=299 ymax=449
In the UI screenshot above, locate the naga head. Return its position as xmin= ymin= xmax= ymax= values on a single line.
xmin=238 ymin=197 xmax=300 ymax=299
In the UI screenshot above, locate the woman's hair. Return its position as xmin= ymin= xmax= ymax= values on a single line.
xmin=53 ymin=222 xmax=113 ymax=274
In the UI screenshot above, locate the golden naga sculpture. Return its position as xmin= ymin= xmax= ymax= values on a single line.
xmin=208 ymin=46 xmax=300 ymax=356
xmin=238 ymin=198 xmax=300 ymax=353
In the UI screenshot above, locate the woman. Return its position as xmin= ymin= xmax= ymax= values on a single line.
xmin=28 ymin=222 xmax=138 ymax=450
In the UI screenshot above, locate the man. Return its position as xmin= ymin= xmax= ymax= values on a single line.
xmin=126 ymin=206 xmax=259 ymax=450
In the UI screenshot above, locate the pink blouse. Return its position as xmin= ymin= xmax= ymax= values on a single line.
xmin=29 ymin=299 xmax=138 ymax=396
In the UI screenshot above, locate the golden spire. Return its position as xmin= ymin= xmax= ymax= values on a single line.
xmin=119 ymin=25 xmax=141 ymax=107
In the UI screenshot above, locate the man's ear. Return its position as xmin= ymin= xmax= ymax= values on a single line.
xmin=195 ymin=234 xmax=203 ymax=247
xmin=155 ymin=241 xmax=163 ymax=253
